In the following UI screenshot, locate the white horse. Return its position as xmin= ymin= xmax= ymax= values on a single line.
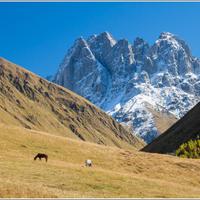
xmin=85 ymin=159 xmax=92 ymax=167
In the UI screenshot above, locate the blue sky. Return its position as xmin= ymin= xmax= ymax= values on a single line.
xmin=1 ymin=2 xmax=200 ymax=77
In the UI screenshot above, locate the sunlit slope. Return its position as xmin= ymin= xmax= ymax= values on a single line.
xmin=0 ymin=57 xmax=144 ymax=149
xmin=142 ymin=102 xmax=200 ymax=153
xmin=145 ymin=103 xmax=177 ymax=135
xmin=0 ymin=124 xmax=200 ymax=198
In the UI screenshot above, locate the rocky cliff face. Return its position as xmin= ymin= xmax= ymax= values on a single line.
xmin=53 ymin=32 xmax=200 ymax=143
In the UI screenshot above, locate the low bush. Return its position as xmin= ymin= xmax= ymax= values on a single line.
xmin=176 ymin=136 xmax=200 ymax=158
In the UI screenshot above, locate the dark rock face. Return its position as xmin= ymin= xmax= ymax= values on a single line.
xmin=54 ymin=37 xmax=109 ymax=105
xmin=53 ymin=31 xmax=200 ymax=143
xmin=87 ymin=32 xmax=116 ymax=66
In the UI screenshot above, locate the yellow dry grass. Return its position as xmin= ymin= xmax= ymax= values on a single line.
xmin=0 ymin=57 xmax=144 ymax=149
xmin=0 ymin=123 xmax=200 ymax=198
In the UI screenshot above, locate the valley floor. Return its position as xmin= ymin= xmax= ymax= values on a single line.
xmin=0 ymin=123 xmax=200 ymax=198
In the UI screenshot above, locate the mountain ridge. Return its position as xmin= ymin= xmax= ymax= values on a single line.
xmin=53 ymin=31 xmax=200 ymax=143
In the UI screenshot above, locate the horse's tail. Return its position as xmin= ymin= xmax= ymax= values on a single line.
xmin=45 ymin=155 xmax=48 ymax=162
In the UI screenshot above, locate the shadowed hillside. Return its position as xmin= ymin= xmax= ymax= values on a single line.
xmin=0 ymin=57 xmax=144 ymax=149
xmin=142 ymin=102 xmax=200 ymax=153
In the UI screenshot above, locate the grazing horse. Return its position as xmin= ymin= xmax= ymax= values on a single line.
xmin=34 ymin=153 xmax=48 ymax=162
xmin=85 ymin=159 xmax=92 ymax=167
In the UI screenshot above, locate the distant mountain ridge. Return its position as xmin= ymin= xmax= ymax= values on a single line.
xmin=53 ymin=32 xmax=200 ymax=143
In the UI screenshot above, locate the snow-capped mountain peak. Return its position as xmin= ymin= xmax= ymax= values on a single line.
xmin=159 ymin=31 xmax=175 ymax=39
xmin=53 ymin=32 xmax=200 ymax=143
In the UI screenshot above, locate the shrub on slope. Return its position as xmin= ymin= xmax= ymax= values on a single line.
xmin=176 ymin=136 xmax=200 ymax=158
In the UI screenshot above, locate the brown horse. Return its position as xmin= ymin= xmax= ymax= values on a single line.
xmin=34 ymin=153 xmax=48 ymax=162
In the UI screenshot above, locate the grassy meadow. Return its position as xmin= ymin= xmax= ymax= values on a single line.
xmin=0 ymin=123 xmax=200 ymax=198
